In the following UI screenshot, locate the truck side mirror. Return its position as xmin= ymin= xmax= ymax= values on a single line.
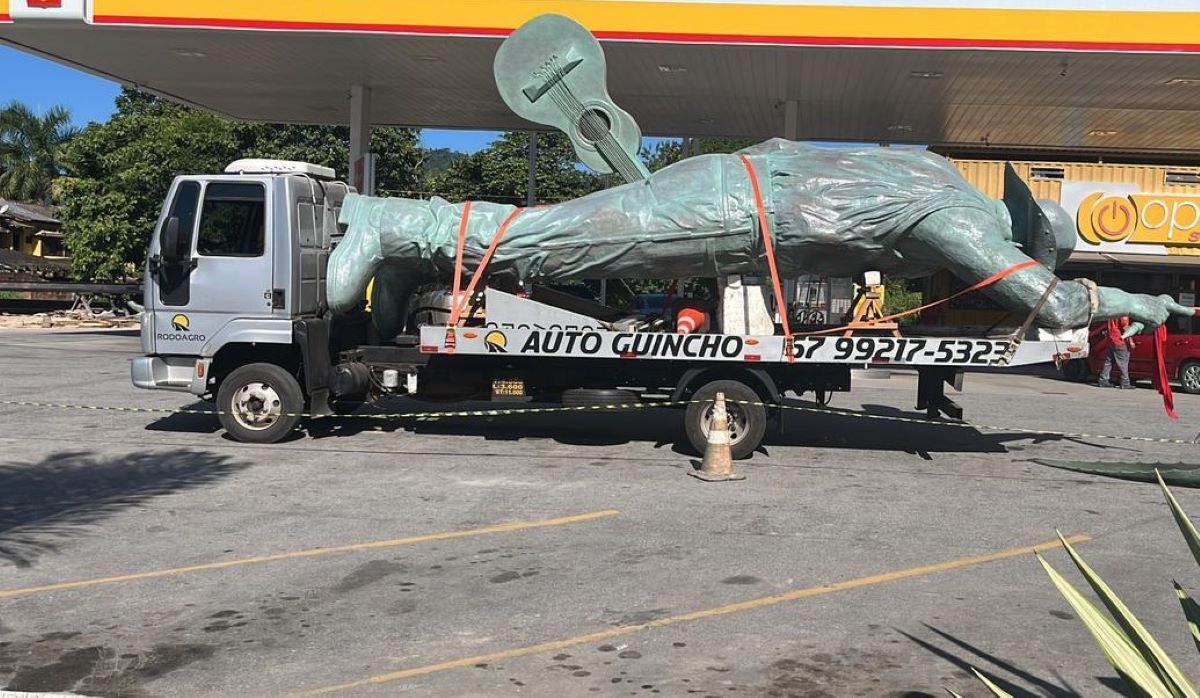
xmin=160 ymin=216 xmax=184 ymax=263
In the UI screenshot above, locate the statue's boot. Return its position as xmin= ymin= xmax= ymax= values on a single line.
xmin=328 ymin=194 xmax=387 ymax=315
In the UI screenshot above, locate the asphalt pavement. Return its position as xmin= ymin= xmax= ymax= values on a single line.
xmin=2 ymin=327 xmax=1200 ymax=697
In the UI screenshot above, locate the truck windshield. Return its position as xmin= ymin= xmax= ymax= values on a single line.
xmin=197 ymin=182 xmax=266 ymax=257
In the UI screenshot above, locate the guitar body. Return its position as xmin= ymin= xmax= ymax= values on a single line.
xmin=495 ymin=14 xmax=649 ymax=181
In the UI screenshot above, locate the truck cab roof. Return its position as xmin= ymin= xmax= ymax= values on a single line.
xmin=223 ymin=159 xmax=337 ymax=180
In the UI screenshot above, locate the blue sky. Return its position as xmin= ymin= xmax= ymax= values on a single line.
xmin=0 ymin=45 xmax=512 ymax=153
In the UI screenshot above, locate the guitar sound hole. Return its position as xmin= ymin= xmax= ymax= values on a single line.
xmin=578 ymin=108 xmax=612 ymax=144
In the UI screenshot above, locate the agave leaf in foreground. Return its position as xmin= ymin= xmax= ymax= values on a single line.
xmin=1056 ymin=532 xmax=1198 ymax=698
xmin=1174 ymin=582 xmax=1200 ymax=654
xmin=1159 ymin=470 xmax=1200 ymax=571
xmin=971 ymin=667 xmax=1015 ymax=698
xmin=1038 ymin=554 xmax=1174 ymax=698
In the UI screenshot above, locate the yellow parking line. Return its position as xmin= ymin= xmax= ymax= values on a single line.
xmin=297 ymin=533 xmax=1089 ymax=696
xmin=0 ymin=510 xmax=619 ymax=600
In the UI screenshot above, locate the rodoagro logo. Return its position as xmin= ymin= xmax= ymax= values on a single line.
xmin=157 ymin=313 xmax=206 ymax=343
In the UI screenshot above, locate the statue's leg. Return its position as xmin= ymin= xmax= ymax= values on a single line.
xmin=330 ymin=154 xmax=754 ymax=314
xmin=898 ymin=207 xmax=1184 ymax=329
xmin=370 ymin=264 xmax=423 ymax=340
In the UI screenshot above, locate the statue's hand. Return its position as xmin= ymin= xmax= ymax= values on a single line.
xmin=1127 ymin=294 xmax=1196 ymax=329
xmin=1159 ymin=294 xmax=1198 ymax=318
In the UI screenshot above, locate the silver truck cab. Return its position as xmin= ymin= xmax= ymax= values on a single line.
xmin=133 ymin=160 xmax=351 ymax=440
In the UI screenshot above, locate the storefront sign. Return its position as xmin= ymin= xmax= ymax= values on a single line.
xmin=1062 ymin=182 xmax=1200 ymax=257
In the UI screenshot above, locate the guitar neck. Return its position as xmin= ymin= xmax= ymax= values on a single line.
xmin=598 ymin=141 xmax=650 ymax=183
xmin=547 ymin=82 xmax=649 ymax=183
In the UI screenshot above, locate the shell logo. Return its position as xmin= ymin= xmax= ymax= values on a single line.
xmin=1078 ymin=191 xmax=1200 ymax=246
xmin=484 ymin=330 xmax=508 ymax=353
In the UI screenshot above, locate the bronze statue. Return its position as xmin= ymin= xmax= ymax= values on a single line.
xmin=328 ymin=139 xmax=1192 ymax=333
xmin=326 ymin=14 xmax=1193 ymax=336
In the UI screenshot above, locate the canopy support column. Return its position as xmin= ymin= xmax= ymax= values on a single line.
xmin=350 ymin=84 xmax=375 ymax=195
xmin=526 ymin=131 xmax=538 ymax=206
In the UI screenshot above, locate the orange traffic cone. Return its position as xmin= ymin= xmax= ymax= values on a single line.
xmin=676 ymin=306 xmax=709 ymax=334
xmin=689 ymin=392 xmax=746 ymax=482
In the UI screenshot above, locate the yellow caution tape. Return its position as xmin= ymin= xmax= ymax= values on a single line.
xmin=0 ymin=398 xmax=1194 ymax=447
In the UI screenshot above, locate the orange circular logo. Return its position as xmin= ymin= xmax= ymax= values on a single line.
xmin=1090 ymin=196 xmax=1136 ymax=242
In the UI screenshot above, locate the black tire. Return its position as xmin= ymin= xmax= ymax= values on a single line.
xmin=1180 ymin=361 xmax=1200 ymax=395
xmin=1059 ymin=358 xmax=1091 ymax=383
xmin=216 ymin=362 xmax=304 ymax=444
xmin=684 ymin=379 xmax=768 ymax=460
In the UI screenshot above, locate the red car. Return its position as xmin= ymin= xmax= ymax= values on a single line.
xmin=1059 ymin=325 xmax=1200 ymax=394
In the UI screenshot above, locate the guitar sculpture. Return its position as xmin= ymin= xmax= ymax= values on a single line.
xmin=495 ymin=14 xmax=651 ymax=183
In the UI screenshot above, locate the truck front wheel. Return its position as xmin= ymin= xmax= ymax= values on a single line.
xmin=216 ymin=363 xmax=305 ymax=443
xmin=684 ymin=380 xmax=768 ymax=460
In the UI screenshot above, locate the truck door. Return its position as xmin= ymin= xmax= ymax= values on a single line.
xmin=152 ymin=180 xmax=274 ymax=356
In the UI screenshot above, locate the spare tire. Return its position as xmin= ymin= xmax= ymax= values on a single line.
xmin=561 ymin=388 xmax=640 ymax=408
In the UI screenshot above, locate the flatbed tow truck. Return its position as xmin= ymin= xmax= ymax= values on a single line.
xmin=132 ymin=160 xmax=1085 ymax=458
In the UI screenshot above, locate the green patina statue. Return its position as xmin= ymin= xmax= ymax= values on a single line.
xmin=328 ymin=139 xmax=1192 ymax=334
xmin=326 ymin=13 xmax=1193 ymax=336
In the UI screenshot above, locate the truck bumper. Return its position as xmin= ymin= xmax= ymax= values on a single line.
xmin=131 ymin=356 xmax=210 ymax=395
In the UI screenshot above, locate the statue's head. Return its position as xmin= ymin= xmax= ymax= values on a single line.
xmin=1003 ymin=164 xmax=1076 ymax=270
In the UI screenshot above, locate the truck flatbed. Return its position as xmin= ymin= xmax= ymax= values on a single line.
xmin=419 ymin=289 xmax=1084 ymax=369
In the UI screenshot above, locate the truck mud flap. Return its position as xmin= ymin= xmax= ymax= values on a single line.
xmin=295 ymin=318 xmax=332 ymax=414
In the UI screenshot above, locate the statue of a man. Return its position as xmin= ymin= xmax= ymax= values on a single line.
xmin=329 ymin=139 xmax=1193 ymax=334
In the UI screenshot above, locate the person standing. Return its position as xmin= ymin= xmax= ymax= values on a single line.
xmin=1098 ymin=315 xmax=1137 ymax=389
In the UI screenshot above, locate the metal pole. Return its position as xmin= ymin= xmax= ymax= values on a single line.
xmin=526 ymin=132 xmax=538 ymax=206
xmin=350 ymin=85 xmax=374 ymax=194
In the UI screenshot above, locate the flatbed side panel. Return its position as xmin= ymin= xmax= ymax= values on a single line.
xmin=419 ymin=326 xmax=1085 ymax=368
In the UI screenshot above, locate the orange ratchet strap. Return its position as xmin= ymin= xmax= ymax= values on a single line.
xmin=450 ymin=201 xmax=473 ymax=321
xmin=449 ymin=207 xmax=524 ymax=326
xmin=738 ymin=155 xmax=795 ymax=362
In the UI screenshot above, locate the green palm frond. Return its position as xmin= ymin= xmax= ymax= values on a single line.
xmin=0 ymin=100 xmax=76 ymax=203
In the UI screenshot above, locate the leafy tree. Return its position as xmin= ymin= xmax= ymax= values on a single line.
xmin=423 ymin=147 xmax=463 ymax=174
xmin=232 ymin=123 xmax=424 ymax=197
xmin=370 ymin=127 xmax=427 ymax=197
xmin=644 ymin=137 xmax=756 ymax=172
xmin=58 ymin=92 xmax=237 ymax=280
xmin=883 ymin=277 xmax=924 ymax=325
xmin=0 ymin=101 xmax=79 ymax=204
xmin=59 ymin=88 xmax=425 ymax=281
xmin=429 ymin=131 xmax=608 ymax=204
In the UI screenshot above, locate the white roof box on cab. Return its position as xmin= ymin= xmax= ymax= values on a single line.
xmin=224 ymin=159 xmax=336 ymax=179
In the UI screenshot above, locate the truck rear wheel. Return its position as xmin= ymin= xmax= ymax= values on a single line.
xmin=684 ymin=380 xmax=767 ymax=460
xmin=217 ymin=363 xmax=304 ymax=443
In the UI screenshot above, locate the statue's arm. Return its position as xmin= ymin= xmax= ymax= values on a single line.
xmin=899 ymin=207 xmax=1192 ymax=329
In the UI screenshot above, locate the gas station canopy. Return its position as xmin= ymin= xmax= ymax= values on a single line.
xmin=5 ymin=1 xmax=1200 ymax=157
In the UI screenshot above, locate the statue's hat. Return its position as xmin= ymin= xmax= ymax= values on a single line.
xmin=1003 ymin=163 xmax=1075 ymax=270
